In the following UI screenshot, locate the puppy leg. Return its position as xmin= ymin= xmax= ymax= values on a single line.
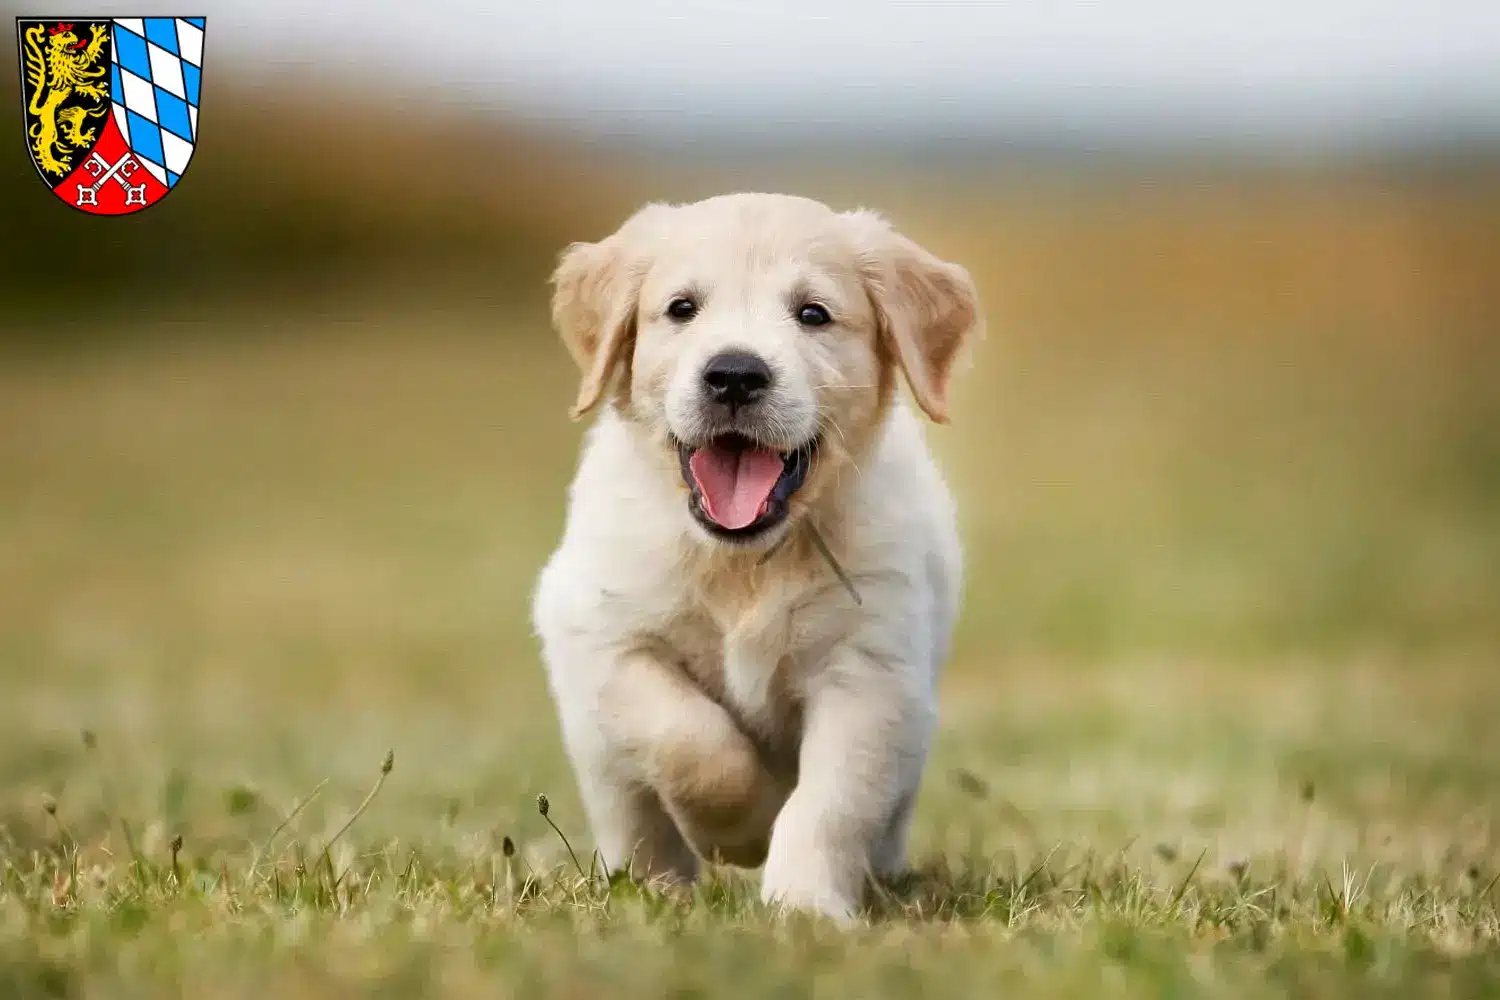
xmin=559 ymin=715 xmax=701 ymax=883
xmin=572 ymin=757 xmax=700 ymax=882
xmin=871 ymin=711 xmax=933 ymax=880
xmin=870 ymin=789 xmax=919 ymax=880
xmin=760 ymin=646 xmax=932 ymax=922
xmin=601 ymin=651 xmax=786 ymax=869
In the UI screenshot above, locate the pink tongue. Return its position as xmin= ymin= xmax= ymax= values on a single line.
xmin=688 ymin=444 xmax=784 ymax=530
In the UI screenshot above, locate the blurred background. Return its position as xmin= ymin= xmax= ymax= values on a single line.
xmin=1 ymin=1 xmax=1498 ymax=866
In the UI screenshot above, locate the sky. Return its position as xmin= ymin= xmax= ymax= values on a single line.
xmin=96 ymin=0 xmax=1500 ymax=146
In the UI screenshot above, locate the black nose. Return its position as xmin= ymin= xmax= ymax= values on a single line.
xmin=702 ymin=351 xmax=772 ymax=407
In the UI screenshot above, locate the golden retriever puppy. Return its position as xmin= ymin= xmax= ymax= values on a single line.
xmin=532 ymin=192 xmax=981 ymax=922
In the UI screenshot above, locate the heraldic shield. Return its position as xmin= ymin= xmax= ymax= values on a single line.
xmin=16 ymin=16 xmax=205 ymax=215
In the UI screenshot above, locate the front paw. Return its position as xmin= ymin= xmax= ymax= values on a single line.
xmin=760 ymin=858 xmax=860 ymax=923
xmin=760 ymin=819 xmax=863 ymax=924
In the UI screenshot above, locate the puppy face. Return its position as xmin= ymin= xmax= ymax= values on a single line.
xmin=551 ymin=193 xmax=980 ymax=547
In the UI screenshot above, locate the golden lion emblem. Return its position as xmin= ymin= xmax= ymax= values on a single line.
xmin=21 ymin=22 xmax=112 ymax=176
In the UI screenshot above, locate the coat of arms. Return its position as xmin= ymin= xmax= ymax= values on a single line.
xmin=16 ymin=16 xmax=204 ymax=214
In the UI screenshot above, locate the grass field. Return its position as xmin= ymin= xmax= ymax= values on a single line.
xmin=1 ymin=283 xmax=1498 ymax=997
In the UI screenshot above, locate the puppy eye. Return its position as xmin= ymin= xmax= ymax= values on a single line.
xmin=667 ymin=297 xmax=698 ymax=321
xmin=796 ymin=303 xmax=832 ymax=327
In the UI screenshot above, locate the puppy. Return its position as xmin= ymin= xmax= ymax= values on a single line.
xmin=532 ymin=193 xmax=981 ymax=921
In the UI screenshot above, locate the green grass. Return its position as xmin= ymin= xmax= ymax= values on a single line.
xmin=1 ymin=310 xmax=1497 ymax=998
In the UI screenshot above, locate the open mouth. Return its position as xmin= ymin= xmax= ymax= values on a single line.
xmin=675 ymin=432 xmax=817 ymax=541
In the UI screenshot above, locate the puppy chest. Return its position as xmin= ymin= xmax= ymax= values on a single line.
xmin=667 ymin=614 xmax=801 ymax=750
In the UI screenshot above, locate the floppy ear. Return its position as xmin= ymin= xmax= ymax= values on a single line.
xmin=550 ymin=237 xmax=639 ymax=420
xmin=550 ymin=207 xmax=664 ymax=419
xmin=849 ymin=211 xmax=982 ymax=424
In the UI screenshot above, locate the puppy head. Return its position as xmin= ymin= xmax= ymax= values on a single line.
xmin=551 ymin=193 xmax=980 ymax=547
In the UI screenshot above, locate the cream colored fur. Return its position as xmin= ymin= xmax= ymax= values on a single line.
xmin=532 ymin=193 xmax=981 ymax=922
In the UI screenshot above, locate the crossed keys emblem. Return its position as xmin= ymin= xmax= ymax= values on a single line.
xmin=77 ymin=150 xmax=149 ymax=207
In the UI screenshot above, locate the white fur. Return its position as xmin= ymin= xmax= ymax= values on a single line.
xmin=532 ymin=193 xmax=979 ymax=922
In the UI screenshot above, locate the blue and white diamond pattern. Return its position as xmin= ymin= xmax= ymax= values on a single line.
xmin=109 ymin=17 xmax=204 ymax=188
